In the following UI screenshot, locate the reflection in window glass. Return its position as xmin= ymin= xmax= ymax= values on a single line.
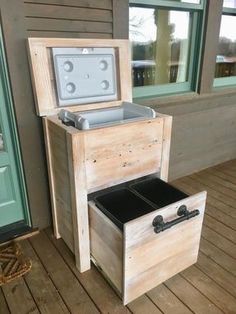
xmin=215 ymin=15 xmax=236 ymax=78
xmin=129 ymin=7 xmax=191 ymax=87
xmin=0 ymin=125 xmax=4 ymax=151
xmin=181 ymin=0 xmax=200 ymax=3
xmin=223 ymin=0 xmax=236 ymax=8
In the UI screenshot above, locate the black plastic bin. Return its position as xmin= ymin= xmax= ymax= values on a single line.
xmin=95 ymin=188 xmax=155 ymax=230
xmin=93 ymin=177 xmax=188 ymax=230
xmin=131 ymin=178 xmax=188 ymax=208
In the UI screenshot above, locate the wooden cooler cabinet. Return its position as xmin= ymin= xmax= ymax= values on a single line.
xmin=27 ymin=38 xmax=206 ymax=305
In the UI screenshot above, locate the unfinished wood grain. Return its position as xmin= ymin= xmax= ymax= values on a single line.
xmin=200 ymin=238 xmax=236 ymax=275
xmin=2 ymin=278 xmax=39 ymax=314
xmin=0 ymin=288 xmax=10 ymax=314
xmin=123 ymin=192 xmax=206 ymax=304
xmin=27 ymin=38 xmax=132 ymax=116
xmin=66 ymin=133 xmax=90 ymax=272
xmin=45 ymin=228 xmax=130 ymax=314
xmin=165 ymin=274 xmax=223 ymax=314
xmin=160 ymin=115 xmax=172 ymax=181
xmin=47 ymin=119 xmax=73 ymax=248
xmin=20 ymin=240 xmax=69 ymax=314
xmin=147 ymin=284 xmax=192 ymax=314
xmin=29 ymin=231 xmax=99 ymax=313
xmin=89 ymin=201 xmax=123 ymax=293
xmin=85 ymin=118 xmax=164 ymax=192
xmin=182 ymin=266 xmax=236 ymax=314
xmin=43 ymin=118 xmax=60 ymax=239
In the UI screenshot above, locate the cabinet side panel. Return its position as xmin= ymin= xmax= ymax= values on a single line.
xmin=89 ymin=201 xmax=123 ymax=293
xmin=85 ymin=118 xmax=164 ymax=192
xmin=47 ymin=119 xmax=74 ymax=252
xmin=160 ymin=115 xmax=172 ymax=182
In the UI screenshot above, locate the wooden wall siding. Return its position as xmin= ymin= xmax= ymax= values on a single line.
xmin=145 ymin=92 xmax=236 ymax=181
xmin=24 ymin=0 xmax=113 ymax=38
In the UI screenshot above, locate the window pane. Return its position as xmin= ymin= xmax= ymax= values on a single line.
xmin=164 ymin=0 xmax=200 ymax=3
xmin=223 ymin=0 xmax=236 ymax=8
xmin=129 ymin=7 xmax=191 ymax=87
xmin=215 ymin=15 xmax=236 ymax=78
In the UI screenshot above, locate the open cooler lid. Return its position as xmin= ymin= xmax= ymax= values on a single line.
xmin=27 ymin=38 xmax=132 ymax=117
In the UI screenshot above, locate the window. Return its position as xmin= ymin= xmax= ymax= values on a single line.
xmin=129 ymin=0 xmax=205 ymax=99
xmin=214 ymin=0 xmax=236 ymax=88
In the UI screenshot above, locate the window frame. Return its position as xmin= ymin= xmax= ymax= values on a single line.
xmin=213 ymin=6 xmax=236 ymax=88
xmin=129 ymin=0 xmax=206 ymax=100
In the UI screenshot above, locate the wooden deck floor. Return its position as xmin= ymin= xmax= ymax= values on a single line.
xmin=1 ymin=160 xmax=236 ymax=314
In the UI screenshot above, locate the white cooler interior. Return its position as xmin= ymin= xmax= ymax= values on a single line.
xmin=59 ymin=102 xmax=156 ymax=130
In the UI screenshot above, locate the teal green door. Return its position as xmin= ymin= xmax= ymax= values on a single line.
xmin=0 ymin=30 xmax=30 ymax=232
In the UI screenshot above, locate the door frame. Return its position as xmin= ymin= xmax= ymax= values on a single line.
xmin=0 ymin=24 xmax=31 ymax=235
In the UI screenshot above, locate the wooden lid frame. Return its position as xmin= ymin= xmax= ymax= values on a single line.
xmin=27 ymin=38 xmax=132 ymax=117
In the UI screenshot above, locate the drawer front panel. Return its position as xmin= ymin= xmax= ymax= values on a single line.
xmin=85 ymin=118 xmax=164 ymax=192
xmin=123 ymin=191 xmax=206 ymax=304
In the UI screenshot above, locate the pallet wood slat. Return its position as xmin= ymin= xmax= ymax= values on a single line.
xmin=66 ymin=132 xmax=90 ymax=272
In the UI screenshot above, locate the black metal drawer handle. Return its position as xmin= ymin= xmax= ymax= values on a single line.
xmin=152 ymin=205 xmax=200 ymax=234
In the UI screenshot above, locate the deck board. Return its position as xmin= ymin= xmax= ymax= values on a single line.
xmin=1 ymin=160 xmax=236 ymax=313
